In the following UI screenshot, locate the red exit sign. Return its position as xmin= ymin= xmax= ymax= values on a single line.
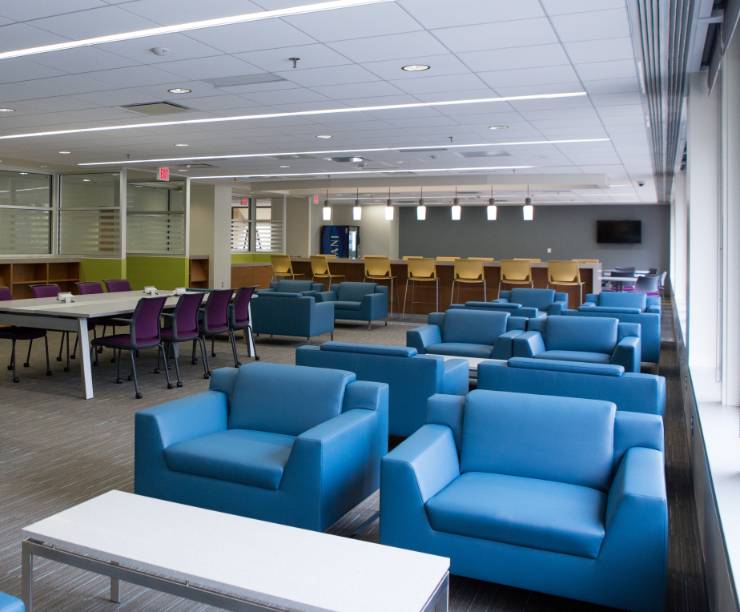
xmin=156 ymin=166 xmax=170 ymax=181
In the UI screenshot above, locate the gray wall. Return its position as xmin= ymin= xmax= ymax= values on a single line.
xmin=399 ymin=204 xmax=669 ymax=270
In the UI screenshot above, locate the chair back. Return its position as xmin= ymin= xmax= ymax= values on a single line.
xmin=468 ymin=257 xmax=494 ymax=262
xmin=659 ymin=271 xmax=667 ymax=287
xmin=402 ymin=255 xmax=423 ymax=261
xmin=203 ymin=288 xmax=232 ymax=332
xmin=31 ymin=284 xmax=60 ymax=298
xmin=75 ymin=281 xmax=103 ymax=295
xmin=598 ymin=291 xmax=647 ymax=310
xmin=311 ymin=255 xmax=330 ymax=275
xmin=509 ymin=288 xmax=556 ymax=310
xmin=131 ymin=296 xmax=167 ymax=347
xmin=172 ymin=292 xmax=204 ymax=339
xmin=635 ymin=275 xmax=660 ymax=293
xmin=500 ymin=260 xmax=532 ymax=282
xmin=544 ymin=315 xmax=618 ymax=353
xmin=271 ymin=254 xmax=294 ymax=275
xmin=0 ymin=287 xmax=11 ymax=301
xmin=442 ymin=309 xmax=509 ymax=344
xmin=104 ymin=279 xmax=132 ymax=292
xmin=613 ymin=267 xmax=636 ymax=277
xmin=231 ymin=286 xmax=256 ymax=327
xmin=513 ymin=258 xmax=541 ymax=262
xmin=572 ymin=258 xmax=599 ymax=264
xmin=435 ymin=256 xmax=458 ymax=262
xmin=548 ymin=260 xmax=581 ymax=284
xmin=407 ymin=257 xmax=436 ymax=280
xmin=454 ymin=259 xmax=484 ymax=281
xmin=364 ymin=256 xmax=391 ymax=278
xmin=270 ymin=279 xmax=321 ymax=293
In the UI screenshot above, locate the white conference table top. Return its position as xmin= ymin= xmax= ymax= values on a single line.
xmin=24 ymin=490 xmax=449 ymax=612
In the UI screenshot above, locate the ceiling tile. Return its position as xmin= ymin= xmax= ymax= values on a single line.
xmin=479 ymin=65 xmax=579 ymax=89
xmin=120 ymin=0 xmax=263 ymax=25
xmin=0 ymin=0 xmax=106 ymax=21
xmin=398 ymin=0 xmax=544 ymax=28
xmin=32 ymin=47 xmax=138 ymax=73
xmin=541 ymin=0 xmax=626 ymax=16
xmin=317 ymin=81 xmax=406 ymax=100
xmin=277 ymin=64 xmax=380 ymax=87
xmin=0 ymin=58 xmax=66 ymax=84
xmin=433 ymin=18 xmax=558 ymax=53
xmin=87 ymin=65 xmax=186 ymax=88
xmin=328 ymin=31 xmax=447 ymax=63
xmin=103 ymin=34 xmax=224 ymax=63
xmin=458 ymin=44 xmax=569 ymax=72
xmin=550 ymin=8 xmax=630 ymax=42
xmin=32 ymin=6 xmax=157 ymax=38
xmin=236 ymin=44 xmax=349 ymax=72
xmin=157 ymin=56 xmax=263 ymax=80
xmin=0 ymin=24 xmax=66 ymax=53
xmin=364 ymin=53 xmax=469 ymax=80
xmin=576 ymin=59 xmax=637 ymax=81
xmin=391 ymin=73 xmax=487 ymax=95
xmin=564 ymin=37 xmax=634 ymax=63
xmin=186 ymin=20 xmax=315 ymax=53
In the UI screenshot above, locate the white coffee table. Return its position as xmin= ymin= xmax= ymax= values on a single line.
xmin=435 ymin=355 xmax=506 ymax=378
xmin=21 ymin=491 xmax=449 ymax=612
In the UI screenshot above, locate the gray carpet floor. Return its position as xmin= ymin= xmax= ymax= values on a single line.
xmin=0 ymin=307 xmax=707 ymax=611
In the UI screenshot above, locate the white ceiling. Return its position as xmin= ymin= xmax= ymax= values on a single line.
xmin=0 ymin=0 xmax=658 ymax=204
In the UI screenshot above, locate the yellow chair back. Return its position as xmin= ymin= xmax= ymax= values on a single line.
xmin=572 ymin=258 xmax=600 ymax=264
xmin=454 ymin=259 xmax=485 ymax=281
xmin=271 ymin=254 xmax=293 ymax=275
xmin=364 ymin=256 xmax=391 ymax=278
xmin=311 ymin=255 xmax=330 ymax=276
xmin=548 ymin=260 xmax=581 ymax=284
xmin=403 ymin=255 xmax=423 ymax=261
xmin=513 ymin=257 xmax=541 ymax=262
xmin=407 ymin=258 xmax=437 ymax=280
xmin=435 ymin=256 xmax=459 ymax=262
xmin=500 ymin=259 xmax=533 ymax=282
xmin=468 ymin=257 xmax=494 ymax=262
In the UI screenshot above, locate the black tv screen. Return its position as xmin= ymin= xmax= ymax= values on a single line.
xmin=597 ymin=220 xmax=642 ymax=244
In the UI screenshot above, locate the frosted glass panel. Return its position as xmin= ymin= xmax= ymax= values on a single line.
xmin=61 ymin=173 xmax=120 ymax=209
xmin=127 ymin=213 xmax=185 ymax=254
xmin=0 ymin=208 xmax=51 ymax=254
xmin=59 ymin=210 xmax=120 ymax=256
xmin=0 ymin=171 xmax=51 ymax=208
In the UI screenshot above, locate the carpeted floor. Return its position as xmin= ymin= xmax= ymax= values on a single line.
xmin=0 ymin=307 xmax=707 ymax=610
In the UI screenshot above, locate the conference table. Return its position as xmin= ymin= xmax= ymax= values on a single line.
xmin=0 ymin=290 xmax=252 ymax=400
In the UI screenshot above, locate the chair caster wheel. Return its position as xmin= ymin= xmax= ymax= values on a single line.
xmin=203 ymin=374 xmax=210 ymax=379
xmin=135 ymin=393 xmax=143 ymax=399
xmin=153 ymin=369 xmax=160 ymax=374
xmin=7 ymin=365 xmax=12 ymax=371
xmin=12 ymin=377 xmax=20 ymax=383
xmin=46 ymin=370 xmax=52 ymax=376
xmin=23 ymin=363 xmax=30 ymax=368
xmin=127 ymin=375 xmax=132 ymax=381
xmin=64 ymin=367 xmax=70 ymax=372
xmin=71 ymin=355 xmax=76 ymax=360
xmin=255 ymin=356 xmax=261 ymax=361
xmin=167 ymin=383 xmax=174 ymax=389
xmin=115 ymin=378 xmax=123 ymax=384
xmin=56 ymin=357 xmax=62 ymax=362
xmin=176 ymin=382 xmax=183 ymax=388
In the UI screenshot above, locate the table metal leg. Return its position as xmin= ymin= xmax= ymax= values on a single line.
xmin=110 ymin=562 xmax=121 ymax=603
xmin=77 ymin=319 xmax=94 ymax=399
xmin=22 ymin=540 xmax=33 ymax=612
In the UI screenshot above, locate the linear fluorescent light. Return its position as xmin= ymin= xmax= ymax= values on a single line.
xmin=189 ymin=165 xmax=534 ymax=179
xmin=77 ymin=137 xmax=608 ymax=166
xmin=1 ymin=92 xmax=587 ymax=142
xmin=0 ymin=0 xmax=393 ymax=61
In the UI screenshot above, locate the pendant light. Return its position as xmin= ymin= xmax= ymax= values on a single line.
xmin=322 ymin=188 xmax=331 ymax=221
xmin=352 ymin=187 xmax=362 ymax=221
xmin=385 ymin=187 xmax=394 ymax=220
xmin=451 ymin=187 xmax=461 ymax=220
xmin=486 ymin=185 xmax=498 ymax=220
xmin=523 ymin=185 xmax=534 ymax=221
xmin=416 ymin=187 xmax=427 ymax=221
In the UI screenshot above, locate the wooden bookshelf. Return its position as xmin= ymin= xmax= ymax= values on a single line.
xmin=189 ymin=257 xmax=209 ymax=289
xmin=0 ymin=258 xmax=81 ymax=299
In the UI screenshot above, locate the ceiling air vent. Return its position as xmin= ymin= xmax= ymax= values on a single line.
xmin=121 ymin=101 xmax=190 ymax=115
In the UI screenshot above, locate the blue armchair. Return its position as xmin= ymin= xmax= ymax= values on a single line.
xmin=258 ymin=279 xmax=324 ymax=294
xmin=313 ymin=281 xmax=388 ymax=328
xmin=380 ymin=389 xmax=667 ymax=611
xmin=495 ymin=288 xmax=569 ymax=315
xmin=296 ymin=341 xmax=468 ymax=437
xmin=572 ymin=291 xmax=661 ymax=363
xmin=251 ymin=291 xmax=334 ymax=340
xmin=407 ymin=309 xmax=525 ymax=359
xmin=135 ymin=362 xmax=388 ymax=531
xmin=0 ymin=593 xmax=23 ymax=612
xmin=478 ymin=357 xmax=665 ymax=415
xmin=513 ymin=315 xmax=642 ymax=372
xmin=448 ymin=300 xmax=544 ymax=320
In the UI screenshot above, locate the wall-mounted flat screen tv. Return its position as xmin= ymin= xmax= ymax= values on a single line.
xmin=597 ymin=220 xmax=642 ymax=244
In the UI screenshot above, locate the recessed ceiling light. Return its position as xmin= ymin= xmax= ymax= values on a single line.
xmin=77 ymin=136 xmax=607 ymax=166
xmin=58 ymin=151 xmax=71 ymax=155
xmin=175 ymin=143 xmax=189 ymax=147
xmin=279 ymin=165 xmax=290 ymax=168
xmin=0 ymin=92 xmax=586 ymax=142
xmin=0 ymin=107 xmax=15 ymax=113
xmin=168 ymin=88 xmax=191 ymax=94
xmin=488 ymin=124 xmax=509 ymax=130
xmin=82 ymin=178 xmax=91 ymax=182
xmin=316 ymin=134 xmax=333 ymax=139
xmin=0 ymin=0 xmax=393 ymax=61
xmin=19 ymin=172 xmax=28 ymax=175
xmin=402 ymin=64 xmax=430 ymax=72
xmin=349 ymin=156 xmax=364 ymax=162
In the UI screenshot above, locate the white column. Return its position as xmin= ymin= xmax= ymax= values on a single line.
xmin=686 ymin=71 xmax=721 ymax=401
xmin=119 ymin=168 xmax=127 ymax=259
xmin=211 ymin=184 xmax=232 ymax=289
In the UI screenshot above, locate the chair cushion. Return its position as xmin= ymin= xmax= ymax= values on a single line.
xmin=426 ymin=472 xmax=606 ymax=559
xmin=460 ymin=390 xmax=616 ymax=491
xmin=442 ymin=309 xmax=508 ymax=344
xmin=510 ymin=288 xmax=555 ymax=310
xmin=229 ymin=362 xmax=355 ymax=436
xmin=426 ymin=342 xmax=492 ymax=359
xmin=272 ymin=280 xmax=317 ymax=292
xmin=598 ymin=292 xmax=646 ymax=310
xmin=337 ymin=282 xmax=376 ymax=302
xmin=0 ymin=593 xmax=24 ymax=612
xmin=537 ymin=350 xmax=611 ymax=364
xmin=545 ymin=315 xmax=618 ymax=353
xmin=165 ymin=429 xmax=294 ymax=490
xmin=333 ymin=300 xmax=363 ymax=311
xmin=321 ymin=342 xmax=416 ymax=358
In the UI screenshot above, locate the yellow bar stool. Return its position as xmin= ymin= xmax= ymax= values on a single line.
xmin=311 ymin=255 xmax=344 ymax=287
xmin=468 ymin=257 xmax=494 ymax=262
xmin=498 ymin=259 xmax=534 ymax=296
xmin=364 ymin=255 xmax=396 ymax=315
xmin=403 ymin=258 xmax=439 ymax=317
xmin=572 ymin=258 xmax=600 ymax=264
xmin=271 ymin=254 xmax=301 ymax=280
xmin=513 ymin=257 xmax=541 ymax=262
xmin=435 ymin=256 xmax=459 ymax=263
xmin=451 ymin=258 xmax=487 ymax=303
xmin=548 ymin=260 xmax=584 ymax=304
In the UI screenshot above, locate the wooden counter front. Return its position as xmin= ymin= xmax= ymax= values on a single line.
xmin=290 ymin=259 xmax=600 ymax=315
xmin=231 ymin=263 xmax=273 ymax=290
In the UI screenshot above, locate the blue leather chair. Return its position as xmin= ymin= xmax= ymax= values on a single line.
xmin=0 ymin=593 xmax=23 ymax=612
xmin=572 ymin=291 xmax=661 ymax=364
xmin=135 ymin=363 xmax=388 ymax=531
xmin=380 ymin=389 xmax=667 ymax=611
xmin=407 ymin=309 xmax=525 ymax=359
xmin=448 ymin=301 xmax=544 ymax=320
xmin=513 ymin=315 xmax=641 ymax=372
xmin=296 ymin=342 xmax=468 ymax=437
xmin=478 ymin=357 xmax=665 ymax=415
xmin=258 ymin=279 xmax=324 ymax=294
xmin=251 ymin=292 xmax=334 ymax=340
xmin=313 ymin=282 xmax=388 ymax=328
xmin=494 ymin=288 xmax=569 ymax=315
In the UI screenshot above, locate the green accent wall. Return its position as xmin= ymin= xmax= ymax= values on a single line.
xmin=231 ymin=253 xmax=272 ymax=264
xmin=80 ymin=258 xmax=126 ymax=283
xmin=126 ymin=256 xmax=189 ymax=290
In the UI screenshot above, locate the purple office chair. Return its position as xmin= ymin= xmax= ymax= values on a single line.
xmin=229 ymin=286 xmax=258 ymax=363
xmin=31 ymin=283 xmax=74 ymax=371
xmin=92 ymin=296 xmax=171 ymax=399
xmin=104 ymin=279 xmax=132 ymax=292
xmin=160 ymin=291 xmax=206 ymax=386
xmin=192 ymin=289 xmax=235 ymax=377
xmin=0 ymin=287 xmax=51 ymax=382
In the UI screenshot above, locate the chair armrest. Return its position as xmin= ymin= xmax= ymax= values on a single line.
xmin=606 ymin=447 xmax=666 ymax=528
xmin=584 ymin=293 xmax=598 ymax=304
xmin=507 ymin=315 xmax=528 ymax=331
xmin=579 ymin=302 xmax=596 ymax=309
xmin=612 ymin=336 xmax=641 ymax=372
xmin=256 ymin=288 xmax=274 ymax=295
xmin=546 ymin=302 xmax=565 ymax=315
xmin=362 ymin=291 xmax=388 ymax=318
xmin=441 ymin=358 xmax=469 ymax=395
xmin=406 ymin=324 xmax=441 ymax=353
xmin=646 ymin=304 xmax=661 ymax=314
xmin=512 ymin=331 xmax=545 ymax=357
xmin=492 ymin=329 xmax=525 ymax=359
xmin=311 ymin=301 xmax=335 ymax=334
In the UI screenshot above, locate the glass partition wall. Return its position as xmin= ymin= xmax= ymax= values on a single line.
xmin=0 ymin=170 xmax=53 ymax=255
xmin=126 ymin=173 xmax=186 ymax=255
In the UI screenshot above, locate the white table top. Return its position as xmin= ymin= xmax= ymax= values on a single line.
xmin=435 ymin=355 xmax=506 ymax=370
xmin=23 ymin=491 xmax=449 ymax=612
xmin=0 ymin=290 xmax=182 ymax=319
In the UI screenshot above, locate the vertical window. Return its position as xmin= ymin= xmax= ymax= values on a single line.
xmin=126 ymin=177 xmax=186 ymax=255
xmin=230 ymin=197 xmax=284 ymax=253
xmin=0 ymin=170 xmax=52 ymax=255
